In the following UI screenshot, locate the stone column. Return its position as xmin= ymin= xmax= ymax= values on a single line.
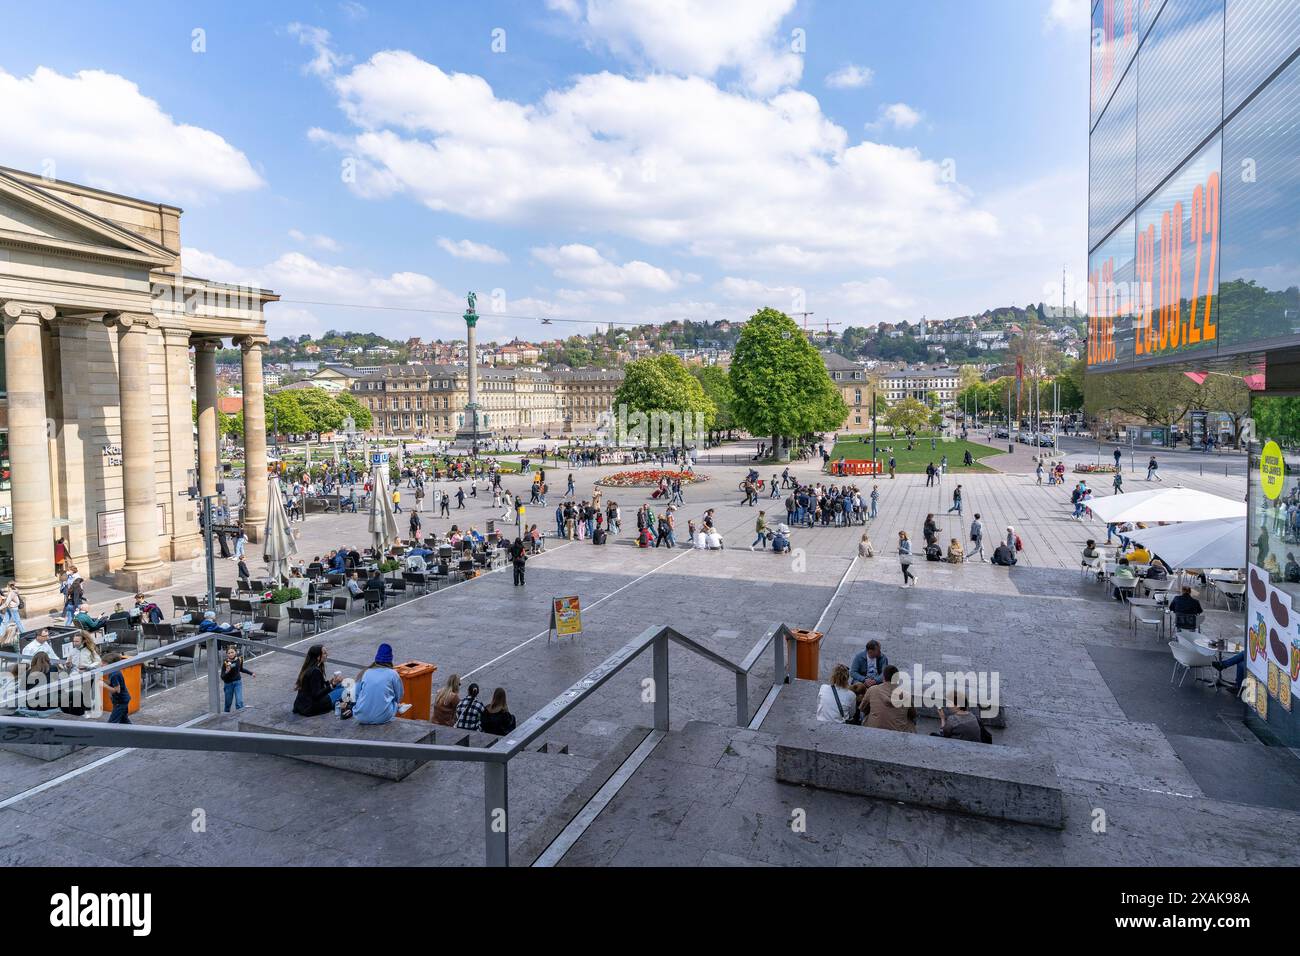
xmin=194 ymin=338 xmax=220 ymax=499
xmin=164 ymin=327 xmax=202 ymax=560
xmin=106 ymin=313 xmax=171 ymax=591
xmin=1 ymin=302 xmax=61 ymax=614
xmin=239 ymin=336 xmax=269 ymax=543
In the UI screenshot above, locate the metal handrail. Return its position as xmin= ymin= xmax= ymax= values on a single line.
xmin=0 ymin=619 xmax=802 ymax=866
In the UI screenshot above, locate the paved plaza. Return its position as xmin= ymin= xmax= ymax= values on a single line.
xmin=2 ymin=437 xmax=1289 ymax=867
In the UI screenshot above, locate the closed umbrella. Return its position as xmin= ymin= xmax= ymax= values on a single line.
xmin=1089 ymin=487 xmax=1247 ymax=524
xmin=369 ymin=463 xmax=399 ymax=557
xmin=263 ymin=476 xmax=297 ymax=585
xmin=1125 ymin=517 xmax=1246 ymax=571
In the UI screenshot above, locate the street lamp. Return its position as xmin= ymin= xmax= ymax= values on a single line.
xmin=182 ymin=479 xmax=223 ymax=714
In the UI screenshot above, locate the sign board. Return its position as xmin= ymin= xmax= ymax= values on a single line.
xmin=97 ymin=504 xmax=168 ymax=547
xmin=1260 ymin=440 xmax=1285 ymax=500
xmin=548 ymin=595 xmax=582 ymax=641
xmin=371 ymin=452 xmax=390 ymax=465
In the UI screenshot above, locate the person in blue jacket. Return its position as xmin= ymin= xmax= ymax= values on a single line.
xmin=850 ymin=639 xmax=889 ymax=696
xmin=348 ymin=643 xmax=405 ymax=725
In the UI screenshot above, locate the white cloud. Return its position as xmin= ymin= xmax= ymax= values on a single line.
xmin=555 ymin=288 xmax=627 ymax=304
xmin=824 ymin=64 xmax=874 ymax=89
xmin=874 ymin=102 xmax=923 ymax=130
xmin=547 ymin=0 xmax=802 ymax=95
xmin=289 ymin=229 xmax=342 ymax=253
xmin=437 ymin=237 xmax=509 ymax=264
xmin=0 ymin=66 xmax=262 ymax=203
xmin=339 ymin=1 xmax=368 ymax=21
xmin=533 ymin=244 xmax=678 ymax=291
xmin=306 ymin=50 xmax=996 ymax=273
xmin=182 ymin=245 xmax=468 ymax=338
xmin=1044 ymin=0 xmax=1090 ymax=33
xmin=289 ymin=23 xmax=349 ymax=78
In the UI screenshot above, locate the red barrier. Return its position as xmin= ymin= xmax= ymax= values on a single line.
xmin=828 ymin=459 xmax=882 ymax=476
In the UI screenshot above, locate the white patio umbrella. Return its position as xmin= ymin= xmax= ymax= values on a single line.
xmin=263 ymin=476 xmax=298 ymax=585
xmin=369 ymin=464 xmax=399 ymax=556
xmin=1125 ymin=516 xmax=1246 ymax=570
xmin=1088 ymin=487 xmax=1247 ymax=524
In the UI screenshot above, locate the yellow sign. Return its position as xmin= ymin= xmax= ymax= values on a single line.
xmin=552 ymin=596 xmax=582 ymax=637
xmin=1261 ymin=440 xmax=1285 ymax=500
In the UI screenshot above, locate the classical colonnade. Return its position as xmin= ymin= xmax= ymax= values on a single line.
xmin=1 ymin=300 xmax=268 ymax=613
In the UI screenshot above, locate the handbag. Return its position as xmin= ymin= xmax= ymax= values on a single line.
xmin=830 ymin=685 xmax=861 ymax=725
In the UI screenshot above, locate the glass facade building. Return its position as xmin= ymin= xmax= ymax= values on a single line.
xmin=1087 ymin=0 xmax=1300 ymax=372
xmin=1088 ymin=0 xmax=1300 ymax=742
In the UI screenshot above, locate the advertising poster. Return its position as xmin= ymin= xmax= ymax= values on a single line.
xmin=1246 ymin=564 xmax=1299 ymax=714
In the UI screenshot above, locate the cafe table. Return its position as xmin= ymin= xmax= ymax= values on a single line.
xmin=1193 ymin=636 xmax=1244 ymax=689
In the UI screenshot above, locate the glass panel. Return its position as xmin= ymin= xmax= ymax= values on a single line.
xmin=1245 ymin=396 xmax=1300 ymax=733
xmin=1092 ymin=0 xmax=1144 ymax=128
xmin=1090 ymin=66 xmax=1138 ymax=248
xmin=1137 ymin=0 xmax=1225 ymax=199
xmin=1225 ymin=0 xmax=1300 ymax=113
xmin=1132 ymin=136 xmax=1222 ymax=363
xmin=1219 ymin=55 xmax=1300 ymax=350
xmin=1088 ymin=217 xmax=1138 ymax=367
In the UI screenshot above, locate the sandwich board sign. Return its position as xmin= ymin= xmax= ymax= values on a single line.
xmin=548 ymin=595 xmax=582 ymax=642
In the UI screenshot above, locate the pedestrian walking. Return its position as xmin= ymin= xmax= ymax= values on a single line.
xmin=969 ymin=513 xmax=986 ymax=561
xmin=947 ymin=484 xmax=963 ymax=517
xmin=898 ymin=531 xmax=916 ymax=587
xmin=1146 ymin=456 xmax=1161 ymax=481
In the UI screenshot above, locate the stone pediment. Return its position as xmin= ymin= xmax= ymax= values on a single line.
xmin=0 ymin=170 xmax=172 ymax=269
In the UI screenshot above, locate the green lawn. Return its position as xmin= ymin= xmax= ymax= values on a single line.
xmin=828 ymin=434 xmax=1006 ymax=474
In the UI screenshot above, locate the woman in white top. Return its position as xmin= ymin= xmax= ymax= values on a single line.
xmin=705 ymin=531 xmax=723 ymax=550
xmin=817 ymin=664 xmax=856 ymax=722
xmin=62 ymin=632 xmax=103 ymax=717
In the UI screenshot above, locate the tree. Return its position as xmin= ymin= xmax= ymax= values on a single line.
xmin=692 ymin=365 xmax=736 ymax=437
xmin=1252 ymin=396 xmax=1300 ymax=447
xmin=728 ymin=308 xmax=848 ymax=457
xmin=884 ymin=397 xmax=933 ymax=434
xmin=1084 ymin=370 xmax=1200 ymax=433
xmin=264 ymin=391 xmax=312 ymax=438
xmin=1193 ymin=373 xmax=1251 ymax=448
xmin=614 ymin=354 xmax=713 ymax=445
xmin=292 ymin=388 xmax=348 ymax=436
xmin=335 ymin=391 xmax=374 ymax=431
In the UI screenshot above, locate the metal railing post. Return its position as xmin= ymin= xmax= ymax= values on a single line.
xmin=735 ymin=671 xmax=748 ymax=727
xmin=484 ymin=760 xmax=509 ymax=867
xmin=207 ymin=636 xmax=220 ymax=714
xmin=653 ymin=630 xmax=670 ymax=732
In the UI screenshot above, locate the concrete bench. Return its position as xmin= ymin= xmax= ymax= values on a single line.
xmin=238 ymin=703 xmax=497 ymax=781
xmin=776 ymin=720 xmax=1063 ymax=828
xmin=0 ymin=711 xmax=88 ymax=761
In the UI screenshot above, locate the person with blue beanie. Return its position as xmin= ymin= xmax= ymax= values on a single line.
xmin=348 ymin=643 xmax=405 ymax=724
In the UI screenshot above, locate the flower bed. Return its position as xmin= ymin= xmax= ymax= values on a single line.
xmin=1074 ymin=463 xmax=1120 ymax=474
xmin=597 ymin=469 xmax=710 ymax=488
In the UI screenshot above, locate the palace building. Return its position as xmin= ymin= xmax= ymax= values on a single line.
xmin=352 ymin=364 xmax=623 ymax=437
xmin=0 ymin=166 xmax=276 ymax=613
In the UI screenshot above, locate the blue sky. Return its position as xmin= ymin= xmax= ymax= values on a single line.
xmin=0 ymin=0 xmax=1091 ymax=344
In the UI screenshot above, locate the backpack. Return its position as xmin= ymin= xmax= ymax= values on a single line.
xmin=1014 ymin=534 xmax=1023 ymax=552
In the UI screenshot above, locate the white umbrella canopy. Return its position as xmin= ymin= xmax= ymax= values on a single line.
xmin=1089 ymin=487 xmax=1247 ymax=524
xmin=1126 ymin=516 xmax=1246 ymax=570
xmin=369 ymin=465 xmax=399 ymax=555
xmin=263 ymin=476 xmax=298 ymax=584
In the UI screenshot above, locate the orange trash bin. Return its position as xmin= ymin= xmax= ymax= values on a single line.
xmin=791 ymin=629 xmax=824 ymax=681
xmin=101 ymin=658 xmax=142 ymax=715
xmin=395 ymin=661 xmax=437 ymax=721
